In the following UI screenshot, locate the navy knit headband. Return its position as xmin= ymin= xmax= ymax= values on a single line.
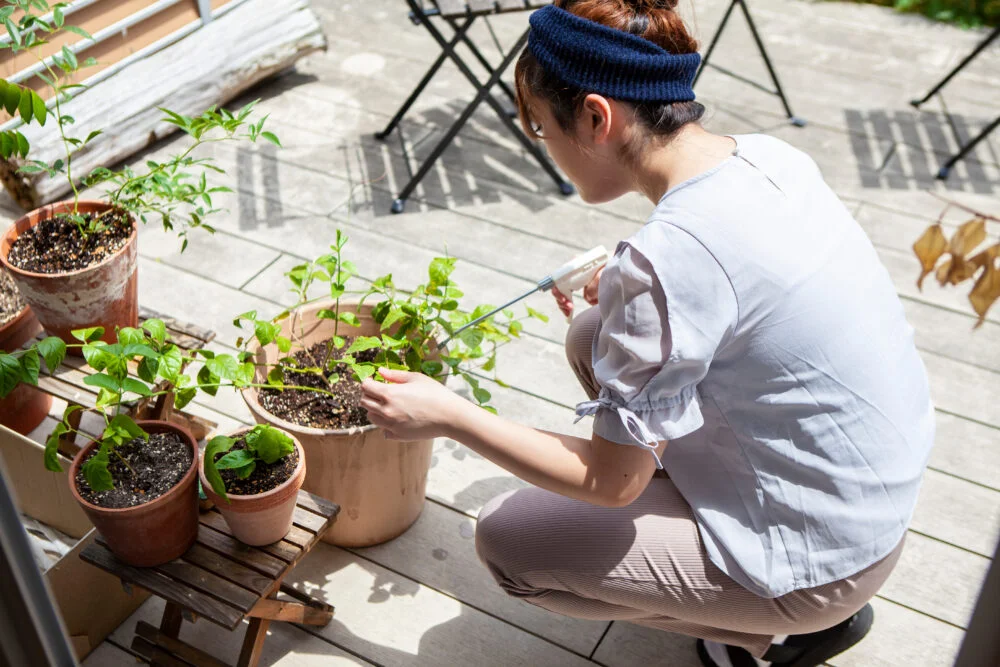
xmin=527 ymin=5 xmax=701 ymax=103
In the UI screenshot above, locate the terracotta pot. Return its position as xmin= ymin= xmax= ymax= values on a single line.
xmin=241 ymin=301 xmax=433 ymax=547
xmin=0 ymin=200 xmax=138 ymax=351
xmin=0 ymin=302 xmax=52 ymax=434
xmin=69 ymin=420 xmax=199 ymax=567
xmin=198 ymin=431 xmax=306 ymax=546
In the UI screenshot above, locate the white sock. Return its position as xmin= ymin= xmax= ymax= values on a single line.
xmin=703 ymin=640 xmax=772 ymax=667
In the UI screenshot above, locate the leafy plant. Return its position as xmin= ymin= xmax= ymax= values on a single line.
xmin=1 ymin=0 xmax=279 ymax=248
xmin=202 ymin=424 xmax=296 ymax=502
xmin=227 ymin=230 xmax=549 ymax=413
xmin=0 ymin=319 xmax=322 ymax=491
xmin=838 ymin=0 xmax=999 ymax=28
xmin=913 ymin=195 xmax=1000 ymax=326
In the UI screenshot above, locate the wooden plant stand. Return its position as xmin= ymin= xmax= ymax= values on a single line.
xmin=24 ymin=306 xmax=218 ymax=455
xmin=81 ymin=490 xmax=340 ymax=667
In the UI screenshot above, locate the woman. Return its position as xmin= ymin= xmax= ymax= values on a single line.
xmin=360 ymin=1 xmax=935 ymax=665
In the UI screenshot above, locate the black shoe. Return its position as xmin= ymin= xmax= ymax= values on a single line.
xmin=696 ymin=603 xmax=874 ymax=667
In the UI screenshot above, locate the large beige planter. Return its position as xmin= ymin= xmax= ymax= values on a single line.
xmin=241 ymin=301 xmax=433 ymax=548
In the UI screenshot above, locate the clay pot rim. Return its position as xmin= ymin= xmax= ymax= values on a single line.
xmin=0 ymin=200 xmax=138 ymax=280
xmin=68 ymin=419 xmax=199 ymax=515
xmin=0 ymin=302 xmax=32 ymax=342
xmin=198 ymin=428 xmax=306 ymax=501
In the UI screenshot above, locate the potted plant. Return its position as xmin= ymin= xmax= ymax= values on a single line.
xmin=0 ymin=1 xmax=279 ymax=348
xmin=0 ymin=268 xmax=51 ymax=433
xmin=217 ymin=230 xmax=547 ymax=546
xmin=199 ymin=424 xmax=305 ymax=546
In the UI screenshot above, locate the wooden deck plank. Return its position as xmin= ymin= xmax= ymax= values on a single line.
xmin=928 ymin=411 xmax=1000 ymax=492
xmin=354 ymin=497 xmax=608 ymax=655
xmin=286 ymin=543 xmax=597 ymax=667
xmin=879 ymin=531 xmax=990 ymax=628
xmin=911 ymin=468 xmax=1000 ymax=557
xmin=591 ymin=622 xmax=704 ymax=667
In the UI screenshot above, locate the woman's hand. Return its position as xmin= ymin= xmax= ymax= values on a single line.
xmin=552 ymin=266 xmax=604 ymax=318
xmin=360 ymin=368 xmax=467 ymax=441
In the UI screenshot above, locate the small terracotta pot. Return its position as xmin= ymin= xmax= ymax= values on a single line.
xmin=198 ymin=432 xmax=306 ymax=546
xmin=69 ymin=420 xmax=199 ymax=567
xmin=0 ymin=302 xmax=52 ymax=434
xmin=241 ymin=301 xmax=433 ymax=548
xmin=0 ymin=200 xmax=138 ymax=351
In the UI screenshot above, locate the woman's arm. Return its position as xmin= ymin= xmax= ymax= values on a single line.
xmin=361 ymin=369 xmax=665 ymax=507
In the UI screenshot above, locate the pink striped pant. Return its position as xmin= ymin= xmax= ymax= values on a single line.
xmin=475 ymin=307 xmax=903 ymax=658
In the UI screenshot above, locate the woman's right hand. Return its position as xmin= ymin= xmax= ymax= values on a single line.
xmin=552 ymin=266 xmax=603 ymax=318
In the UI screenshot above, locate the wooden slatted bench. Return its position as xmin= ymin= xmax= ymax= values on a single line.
xmin=81 ymin=491 xmax=341 ymax=667
xmin=22 ymin=307 xmax=218 ymax=453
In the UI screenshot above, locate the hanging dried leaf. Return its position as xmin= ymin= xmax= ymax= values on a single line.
xmin=949 ymin=217 xmax=987 ymax=258
xmin=968 ymin=244 xmax=1000 ymax=271
xmin=935 ymin=256 xmax=953 ymax=286
xmin=913 ymin=224 xmax=948 ymax=289
xmin=968 ymin=259 xmax=1000 ymax=328
xmin=938 ymin=256 xmax=980 ymax=286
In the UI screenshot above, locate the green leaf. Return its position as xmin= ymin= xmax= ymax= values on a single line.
xmin=206 ymin=354 xmax=240 ymax=381
xmin=246 ymin=424 xmax=294 ymax=464
xmin=0 ymin=353 xmax=22 ymax=398
xmin=457 ymin=328 xmax=484 ymax=349
xmin=157 ymin=345 xmax=182 ymax=383
xmin=19 ymin=348 xmax=39 ymax=384
xmin=232 ymin=310 xmax=257 ymax=327
xmin=354 ymin=364 xmax=377 ymax=382
xmin=473 ymin=387 xmax=492 ymax=405
xmin=197 ymin=365 xmax=218 ymax=396
xmin=508 ymin=320 xmax=523 ymax=337
xmin=337 ymin=311 xmax=361 ymax=327
xmin=53 ymin=6 xmax=64 ymax=28
xmin=82 ymin=342 xmax=112 ymax=371
xmin=104 ymin=415 xmax=147 ymax=443
xmin=117 ymin=326 xmax=144 ymax=347
xmin=429 ymin=257 xmax=456 ymax=284
xmin=121 ymin=377 xmax=152 ymax=397
xmin=421 ymin=360 xmax=443 ymax=377
xmin=174 ymin=386 xmax=196 ymax=410
xmin=82 ymin=373 xmax=119 ymax=393
xmin=37 ymin=336 xmax=66 ymax=373
xmin=345 ymin=336 xmax=382 ymax=355
xmin=215 ymin=448 xmax=255 ymax=471
xmin=137 ymin=356 xmax=159 ymax=383
xmin=64 ymin=25 xmax=92 ymax=40
xmin=203 ymin=435 xmax=236 ymax=501
xmin=2 ymin=82 xmax=19 ymax=115
xmin=141 ymin=318 xmax=166 ymax=346
xmin=267 ymin=367 xmax=284 ymax=387
xmin=275 ymin=336 xmax=292 ymax=353
xmin=526 ymin=306 xmax=549 ymax=323
xmin=31 ymin=91 xmax=46 ymax=126
xmin=44 ymin=424 xmax=66 ymax=472
xmin=5 ymin=19 xmax=21 ymax=47
xmin=71 ymin=326 xmax=104 ymax=343
xmin=61 ymin=45 xmax=77 ymax=70
xmin=261 ymin=131 xmax=281 ymax=147
xmin=17 ymin=88 xmax=33 ymax=124
xmin=16 ymin=131 xmax=29 ymax=156
xmin=254 ymin=320 xmax=281 ymax=347
xmin=440 ymin=300 xmax=459 ymax=311
xmin=82 ymin=444 xmax=114 ymax=492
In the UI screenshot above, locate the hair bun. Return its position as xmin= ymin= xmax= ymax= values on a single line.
xmin=623 ymin=0 xmax=680 ymax=11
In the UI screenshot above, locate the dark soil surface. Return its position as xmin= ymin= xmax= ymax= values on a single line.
xmin=259 ymin=337 xmax=378 ymax=429
xmin=7 ymin=210 xmax=132 ymax=274
xmin=0 ymin=269 xmax=23 ymax=328
xmin=75 ymin=431 xmax=192 ymax=509
xmin=215 ymin=439 xmax=299 ymax=496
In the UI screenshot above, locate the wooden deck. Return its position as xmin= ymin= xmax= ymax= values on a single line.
xmin=7 ymin=0 xmax=997 ymax=665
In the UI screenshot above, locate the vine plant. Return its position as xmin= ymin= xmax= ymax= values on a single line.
xmin=1 ymin=0 xmax=279 ymax=248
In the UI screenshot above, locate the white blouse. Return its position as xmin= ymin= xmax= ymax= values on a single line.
xmin=576 ymin=134 xmax=935 ymax=598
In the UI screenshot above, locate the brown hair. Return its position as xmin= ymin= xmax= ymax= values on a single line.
xmin=515 ymin=0 xmax=704 ymax=149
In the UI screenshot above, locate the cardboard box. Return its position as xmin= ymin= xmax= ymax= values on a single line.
xmin=0 ymin=423 xmax=149 ymax=660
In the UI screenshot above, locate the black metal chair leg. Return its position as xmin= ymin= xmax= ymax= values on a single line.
xmin=693 ymin=0 xmax=737 ymax=87
xmin=937 ymin=114 xmax=1000 ymax=180
xmin=391 ymin=31 xmax=531 ymax=214
xmin=912 ymin=26 xmax=1000 ymax=109
xmin=737 ymin=0 xmax=804 ymax=126
xmin=450 ymin=20 xmax=519 ymax=111
xmin=375 ymin=16 xmax=476 ymax=141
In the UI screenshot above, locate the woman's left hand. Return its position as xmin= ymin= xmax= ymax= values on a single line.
xmin=360 ymin=368 xmax=467 ymax=441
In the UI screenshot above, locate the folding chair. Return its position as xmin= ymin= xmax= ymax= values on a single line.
xmin=375 ymin=1 xmax=574 ymax=214
xmin=910 ymin=25 xmax=999 ymax=180
xmin=693 ymin=0 xmax=806 ymax=127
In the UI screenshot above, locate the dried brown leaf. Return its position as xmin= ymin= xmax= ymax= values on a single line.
xmin=968 ymin=244 xmax=1000 ymax=271
xmin=949 ymin=217 xmax=987 ymax=258
xmin=914 ymin=224 xmax=948 ymax=289
xmin=969 ymin=261 xmax=1000 ymax=328
xmin=935 ymin=256 xmax=953 ymax=286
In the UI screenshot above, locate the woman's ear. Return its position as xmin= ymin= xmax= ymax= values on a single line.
xmin=581 ymin=94 xmax=614 ymax=145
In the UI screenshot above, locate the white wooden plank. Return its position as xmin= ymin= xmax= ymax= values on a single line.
xmin=922 ymin=350 xmax=1000 ymax=428
xmin=354 ymin=499 xmax=608 ymax=655
xmin=286 ymin=543 xmax=597 ymax=667
xmin=928 ymin=411 xmax=1000 ymax=492
xmin=911 ymin=468 xmax=1000 ymax=557
xmin=592 ymin=622 xmax=701 ymax=667
xmin=878 ymin=531 xmax=990 ymax=628
xmin=901 ymin=298 xmax=1000 ymax=374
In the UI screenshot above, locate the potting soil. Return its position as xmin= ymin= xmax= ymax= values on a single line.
xmin=75 ymin=431 xmax=192 ymax=509
xmin=259 ymin=337 xmax=378 ymax=429
xmin=215 ymin=439 xmax=300 ymax=495
xmin=0 ymin=269 xmax=23 ymax=327
xmin=7 ymin=211 xmax=132 ymax=274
